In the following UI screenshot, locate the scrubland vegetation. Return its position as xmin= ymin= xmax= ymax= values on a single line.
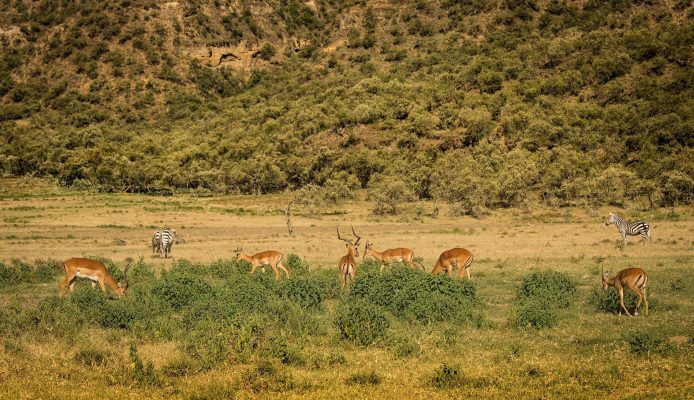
xmin=0 ymin=0 xmax=692 ymax=214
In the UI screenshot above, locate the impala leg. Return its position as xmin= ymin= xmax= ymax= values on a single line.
xmin=465 ymin=266 xmax=471 ymax=280
xmin=642 ymin=288 xmax=649 ymax=316
xmin=277 ymin=261 xmax=290 ymax=279
xmin=91 ymin=282 xmax=97 ymax=288
xmin=69 ymin=280 xmax=77 ymax=292
xmin=626 ymin=283 xmax=644 ymax=316
xmin=380 ymin=263 xmax=385 ymax=273
xmin=250 ymin=263 xmax=258 ymax=275
xmin=349 ymin=264 xmax=356 ymax=284
xmin=59 ymin=275 xmax=73 ymax=297
xmin=618 ymin=288 xmax=632 ymax=317
xmin=340 ymin=267 xmax=346 ymax=289
xmin=271 ymin=265 xmax=280 ymax=281
xmin=98 ymin=279 xmax=108 ymax=294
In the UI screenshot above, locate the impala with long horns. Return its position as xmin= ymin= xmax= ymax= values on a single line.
xmin=59 ymin=258 xmax=132 ymax=298
xmin=601 ymin=267 xmax=649 ymax=316
xmin=363 ymin=241 xmax=424 ymax=272
xmin=431 ymin=248 xmax=474 ymax=279
xmin=337 ymin=226 xmax=361 ymax=289
xmin=234 ymin=246 xmax=290 ymax=280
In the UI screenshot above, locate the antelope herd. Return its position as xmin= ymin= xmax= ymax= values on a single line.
xmin=58 ymin=213 xmax=654 ymax=317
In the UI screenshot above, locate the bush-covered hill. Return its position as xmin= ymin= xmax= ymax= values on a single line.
xmin=0 ymin=0 xmax=692 ymax=211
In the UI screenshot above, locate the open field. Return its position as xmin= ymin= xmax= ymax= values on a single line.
xmin=0 ymin=179 xmax=692 ymax=399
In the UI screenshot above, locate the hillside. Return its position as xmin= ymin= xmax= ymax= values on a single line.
xmin=0 ymin=0 xmax=692 ymax=211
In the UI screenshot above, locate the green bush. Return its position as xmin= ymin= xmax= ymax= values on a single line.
xmin=626 ymin=331 xmax=669 ymax=356
xmin=350 ymin=266 xmax=480 ymax=324
xmin=514 ymin=299 xmax=559 ymax=329
xmin=334 ymin=299 xmax=390 ymax=346
xmin=516 ymin=270 xmax=577 ymax=308
xmin=430 ymin=364 xmax=463 ymax=388
xmin=277 ymin=277 xmax=323 ymax=310
xmin=152 ymin=272 xmax=213 ymax=309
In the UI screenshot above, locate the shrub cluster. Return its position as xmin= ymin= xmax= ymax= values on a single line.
xmin=0 ymin=259 xmax=62 ymax=287
xmin=513 ymin=270 xmax=577 ymax=329
xmin=350 ymin=265 xmax=480 ymax=324
xmin=334 ymin=299 xmax=390 ymax=346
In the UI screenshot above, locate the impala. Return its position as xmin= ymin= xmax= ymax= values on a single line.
xmin=431 ymin=247 xmax=474 ymax=279
xmin=59 ymin=258 xmax=131 ymax=298
xmin=234 ymin=246 xmax=289 ymax=280
xmin=337 ymin=226 xmax=361 ymax=289
xmin=601 ymin=267 xmax=649 ymax=316
xmin=363 ymin=241 xmax=424 ymax=272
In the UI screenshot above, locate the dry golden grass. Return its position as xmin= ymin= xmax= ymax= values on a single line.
xmin=0 ymin=178 xmax=692 ymax=399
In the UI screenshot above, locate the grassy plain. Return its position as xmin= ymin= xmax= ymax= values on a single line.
xmin=0 ymin=178 xmax=692 ymax=399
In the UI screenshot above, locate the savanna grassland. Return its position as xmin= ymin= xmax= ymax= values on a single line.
xmin=0 ymin=178 xmax=692 ymax=399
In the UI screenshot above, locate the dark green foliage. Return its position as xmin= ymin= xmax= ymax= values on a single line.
xmin=277 ymin=277 xmax=324 ymax=310
xmin=514 ymin=299 xmax=560 ymax=329
xmin=516 ymin=270 xmax=578 ymax=308
xmin=350 ymin=266 xmax=480 ymax=324
xmin=346 ymin=371 xmax=381 ymax=386
xmin=626 ymin=331 xmax=669 ymax=356
xmin=514 ymin=270 xmax=577 ymax=329
xmin=152 ymin=272 xmax=213 ymax=309
xmin=334 ymin=299 xmax=390 ymax=346
xmin=430 ymin=364 xmax=463 ymax=388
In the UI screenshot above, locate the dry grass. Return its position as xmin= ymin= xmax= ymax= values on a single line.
xmin=0 ymin=179 xmax=692 ymax=399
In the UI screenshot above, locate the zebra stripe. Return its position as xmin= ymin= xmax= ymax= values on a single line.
xmin=605 ymin=212 xmax=651 ymax=244
xmin=158 ymin=228 xmax=177 ymax=258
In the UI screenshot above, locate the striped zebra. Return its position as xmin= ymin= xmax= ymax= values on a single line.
xmin=605 ymin=212 xmax=651 ymax=244
xmin=158 ymin=228 xmax=177 ymax=258
xmin=152 ymin=230 xmax=162 ymax=255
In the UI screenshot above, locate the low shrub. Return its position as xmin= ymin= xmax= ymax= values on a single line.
xmin=516 ymin=270 xmax=577 ymax=308
xmin=152 ymin=272 xmax=213 ymax=309
xmin=346 ymin=371 xmax=381 ymax=386
xmin=430 ymin=364 xmax=463 ymax=388
xmin=277 ymin=277 xmax=324 ymax=310
xmin=130 ymin=344 xmax=160 ymax=387
xmin=514 ymin=299 xmax=559 ymax=329
xmin=285 ymin=253 xmax=309 ymax=275
xmin=334 ymin=299 xmax=390 ymax=346
xmin=388 ymin=335 xmax=419 ymax=358
xmin=626 ymin=331 xmax=669 ymax=356
xmin=350 ymin=266 xmax=480 ymax=324
xmin=74 ymin=348 xmax=110 ymax=367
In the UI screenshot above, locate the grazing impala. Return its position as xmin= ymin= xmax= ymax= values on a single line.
xmin=363 ymin=241 xmax=424 ymax=272
xmin=337 ymin=226 xmax=361 ymax=289
xmin=601 ymin=267 xmax=649 ymax=316
xmin=234 ymin=246 xmax=289 ymax=280
xmin=431 ymin=248 xmax=474 ymax=279
xmin=59 ymin=258 xmax=131 ymax=298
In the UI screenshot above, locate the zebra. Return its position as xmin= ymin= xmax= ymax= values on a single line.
xmin=152 ymin=230 xmax=163 ymax=255
xmin=605 ymin=212 xmax=651 ymax=244
xmin=158 ymin=228 xmax=177 ymax=258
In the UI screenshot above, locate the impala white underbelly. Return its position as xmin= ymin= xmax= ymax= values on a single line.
xmin=76 ymin=271 xmax=99 ymax=282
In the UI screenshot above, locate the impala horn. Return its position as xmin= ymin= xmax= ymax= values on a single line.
xmin=123 ymin=259 xmax=133 ymax=291
xmin=351 ymin=226 xmax=361 ymax=246
xmin=337 ymin=226 xmax=351 ymax=244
